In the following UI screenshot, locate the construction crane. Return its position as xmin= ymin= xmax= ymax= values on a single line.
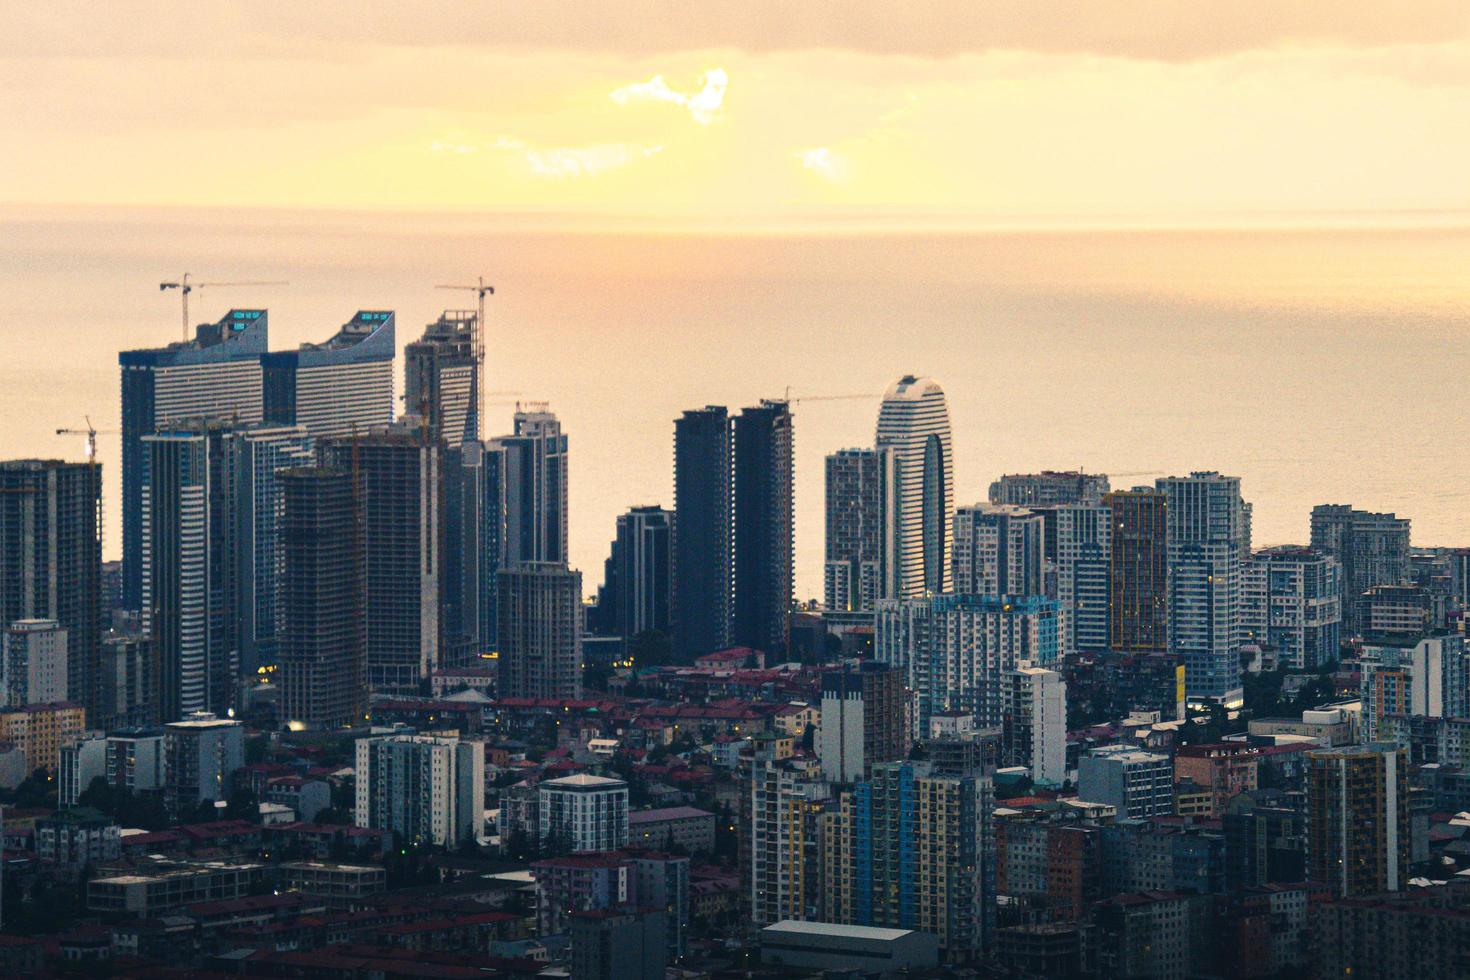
xmin=781 ymin=387 xmax=877 ymax=404
xmin=159 ymin=273 xmax=289 ymax=342
xmin=435 ymin=276 xmax=494 ymax=438
xmin=55 ymin=417 xmax=115 ymax=550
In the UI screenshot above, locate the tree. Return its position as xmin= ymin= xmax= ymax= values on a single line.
xmin=224 ymin=786 xmax=260 ymax=823
xmin=628 ymin=630 xmax=675 ymax=669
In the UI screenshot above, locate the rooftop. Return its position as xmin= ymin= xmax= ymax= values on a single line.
xmin=763 ymin=919 xmax=916 ymax=941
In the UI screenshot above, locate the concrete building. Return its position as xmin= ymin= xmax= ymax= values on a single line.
xmin=1357 ymin=584 xmax=1436 ymax=638
xmin=1307 ymin=742 xmax=1409 ymax=897
xmin=354 ymin=733 xmax=485 ymax=847
xmin=1312 ymin=878 xmax=1470 ymax=979
xmin=1003 ymin=666 xmax=1067 ymax=785
xmin=36 ymin=808 xmax=120 ymax=872
xmin=627 ymin=806 xmax=717 ymax=854
xmin=876 ymin=375 xmax=955 ymax=596
xmin=164 ymin=714 xmax=244 ymax=814
xmin=760 ymin=920 xmax=941 ymax=972
xmin=405 ymin=311 xmax=478 ymax=448
xmin=97 ymin=633 xmax=159 ymax=730
xmin=496 ymin=562 xmax=582 ymax=700
xmin=952 ymin=504 xmax=1045 ymax=598
xmin=0 ymin=460 xmax=102 ymax=723
xmin=120 ymin=309 xmax=267 ymax=610
xmin=58 ymin=734 xmax=107 ymax=807
xmin=1311 ymin=504 xmax=1412 ymax=635
xmin=1054 ymin=504 xmax=1112 ymax=656
xmin=1078 ymin=745 xmax=1174 ymax=818
xmin=0 ymin=701 xmax=85 ymax=772
xmin=596 ymin=506 xmax=674 ymax=641
xmin=817 ymin=661 xmax=910 ymax=783
xmin=3 ymin=619 xmax=68 ymax=707
xmin=1105 ymin=488 xmax=1169 ymax=654
xmin=569 ymin=907 xmax=667 ymax=980
xmin=673 ymin=406 xmax=732 ymax=660
xmin=732 ymin=400 xmax=794 ymax=656
xmin=539 ymin=774 xmax=629 ymax=853
xmin=106 ymin=730 xmax=166 ymax=792
xmin=261 ymin=310 xmax=395 ymax=439
xmin=1359 ymin=635 xmax=1469 ymax=740
xmin=1173 ymin=743 xmax=1259 ymax=817
xmin=749 ymin=759 xmax=829 ymax=926
xmin=1242 ymin=546 xmax=1342 ymax=670
xmin=278 ymin=468 xmax=365 ymax=731
xmin=990 ymin=470 xmax=1110 ymax=508
xmin=823 ymin=447 xmax=897 ymax=612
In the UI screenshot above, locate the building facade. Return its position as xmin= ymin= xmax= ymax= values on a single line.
xmin=952 ymin=504 xmax=1045 ymax=599
xmin=1307 ymin=743 xmax=1409 ymax=897
xmin=1310 ymin=504 xmax=1412 ymax=635
xmin=1105 ymin=488 xmax=1168 ymax=654
xmin=496 ymin=562 xmax=582 ymax=699
xmin=404 ymin=311 xmax=478 ymax=449
xmin=817 ymin=661 xmax=910 ymax=783
xmin=673 ymin=406 xmax=732 ymax=660
xmin=875 ymin=376 xmax=955 ymax=597
xmin=823 ymin=447 xmax=897 ymax=613
xmin=539 ymin=774 xmax=630 ymax=853
xmin=597 ymin=506 xmax=674 ymax=641
xmin=732 ymin=400 xmax=794 ymax=656
xmin=261 ymin=310 xmax=395 ymax=439
xmin=354 ymin=733 xmax=485 ymax=847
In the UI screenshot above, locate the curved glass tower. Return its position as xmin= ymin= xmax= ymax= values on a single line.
xmin=876 ymin=375 xmax=954 ymax=596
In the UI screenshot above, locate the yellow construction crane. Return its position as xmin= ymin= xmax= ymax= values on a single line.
xmin=435 ymin=276 xmax=494 ymax=438
xmin=159 ymin=273 xmax=289 ymax=342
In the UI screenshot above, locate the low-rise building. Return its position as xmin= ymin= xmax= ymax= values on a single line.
xmin=759 ymin=921 xmax=941 ymax=972
xmin=627 ymin=806 xmax=716 ymax=854
xmin=1078 ymin=745 xmax=1173 ymax=818
xmin=36 ymin=807 xmax=121 ymax=872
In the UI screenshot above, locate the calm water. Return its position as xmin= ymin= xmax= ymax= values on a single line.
xmin=2 ymin=206 xmax=1468 ymax=598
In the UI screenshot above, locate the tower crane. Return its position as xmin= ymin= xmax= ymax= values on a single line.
xmin=55 ymin=416 xmax=116 ymax=549
xmin=435 ymin=276 xmax=494 ymax=439
xmin=781 ymin=387 xmax=877 ymax=404
xmin=159 ymin=273 xmax=289 ymax=342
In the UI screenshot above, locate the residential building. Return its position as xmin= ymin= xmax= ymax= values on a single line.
xmin=1077 ymin=745 xmax=1174 ymax=818
xmin=1054 ymin=504 xmax=1112 ymax=656
xmin=749 ymin=759 xmax=829 ymax=926
xmin=952 ymin=504 xmax=1045 ymax=598
xmin=322 ymin=423 xmax=442 ymax=695
xmin=0 ymin=701 xmax=86 ymax=772
xmin=354 ymin=733 xmax=485 ymax=847
xmin=569 ymin=907 xmax=667 ymax=980
xmin=596 ymin=506 xmax=674 ymax=640
xmin=36 ymin=808 xmax=120 ymax=873
xmin=106 ymin=730 xmax=166 ymax=793
xmin=96 ymin=633 xmax=159 ymax=730
xmin=1357 ymin=584 xmax=1435 ymax=638
xmin=1173 ymin=743 xmax=1259 ymax=817
xmin=533 ymin=850 xmax=687 ymax=954
xmin=442 ymin=438 xmax=497 ymax=660
xmin=1310 ymin=504 xmax=1412 ymax=635
xmin=817 ymin=661 xmax=910 ymax=783
xmin=496 ymin=562 xmax=582 ymax=699
xmin=823 ymin=447 xmax=897 ymax=612
xmin=1242 ymin=546 xmax=1341 ymax=669
xmin=260 ymin=310 xmax=395 ymax=438
xmin=3 ymin=619 xmax=68 ymax=706
xmin=673 ymin=406 xmax=732 ymax=659
xmin=163 ymin=714 xmax=244 ymax=814
xmin=58 ymin=734 xmax=107 ymax=807
xmin=404 ymin=311 xmax=478 ymax=448
xmin=1099 ymin=822 xmax=1227 ymax=895
xmin=1307 ymin=742 xmax=1409 ymax=897
xmin=732 ymin=400 xmax=794 ymax=655
xmin=0 ymin=460 xmax=102 ymax=722
xmin=1359 ymin=635 xmax=1469 ymax=740
xmin=1002 ymin=666 xmax=1067 ymax=785
xmin=539 ymin=774 xmax=630 ymax=853
xmin=1092 ymin=891 xmax=1207 ymax=980
xmin=120 ymin=309 xmax=267 ymax=609
xmin=278 ymin=468 xmax=365 ymax=731
xmin=759 ymin=921 xmax=941 ymax=972
xmin=989 ymin=470 xmax=1110 ymax=507
xmin=628 ymin=806 xmax=717 ymax=854
xmin=1105 ymin=488 xmax=1168 ymax=654
xmin=875 ymin=375 xmax=955 ymax=596
xmin=1312 ymin=878 xmax=1470 ymax=979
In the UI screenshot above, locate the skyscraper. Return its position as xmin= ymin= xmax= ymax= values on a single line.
xmin=1157 ymin=472 xmax=1250 ymax=706
xmin=405 ymin=311 xmax=478 ymax=448
xmin=1003 ymin=666 xmax=1067 ymax=785
xmin=1307 ymin=743 xmax=1409 ymax=897
xmin=989 ymin=471 xmax=1110 ymax=507
xmin=322 ymin=424 xmax=443 ymax=695
xmin=1310 ymin=505 xmax=1412 ymax=634
xmin=823 ymin=447 xmax=897 ymax=612
xmin=749 ymin=757 xmax=829 ymax=926
xmin=496 ymin=562 xmax=582 ymax=699
xmin=673 ymin=406 xmax=732 ymax=659
xmin=0 ymin=460 xmax=102 ymax=721
xmin=732 ymin=400 xmax=794 ymax=655
xmin=261 ymin=310 xmax=395 ymax=438
xmin=1105 ymin=488 xmax=1168 ymax=654
xmin=491 ymin=405 xmax=569 ymax=566
xmin=817 ymin=661 xmax=910 ymax=783
xmin=952 ymin=504 xmax=1045 ymax=598
xmin=120 ymin=309 xmax=268 ymax=609
xmin=355 ymin=732 xmax=485 ymax=847
xmin=279 ymin=468 xmax=365 ymax=731
xmin=1054 ymin=504 xmax=1112 ymax=656
xmin=443 ymin=440 xmax=496 ymax=661
xmin=143 ymin=421 xmax=245 ymax=720
xmin=876 ymin=376 xmax=955 ymax=596
xmin=597 ymin=506 xmax=675 ymax=641
xmin=1241 ymin=546 xmax=1341 ymax=670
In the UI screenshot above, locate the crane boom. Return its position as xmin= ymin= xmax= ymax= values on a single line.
xmin=435 ymin=276 xmax=494 ymax=440
xmin=159 ymin=273 xmax=289 ymax=341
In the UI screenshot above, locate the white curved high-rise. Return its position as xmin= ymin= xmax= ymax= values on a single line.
xmin=876 ymin=375 xmax=955 ymax=596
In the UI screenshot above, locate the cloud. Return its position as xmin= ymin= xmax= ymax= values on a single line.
xmin=794 ymin=146 xmax=848 ymax=181
xmin=610 ymin=68 xmax=728 ymax=124
xmin=489 ymin=136 xmax=663 ymax=178
xmin=430 ymin=140 xmax=476 ymax=155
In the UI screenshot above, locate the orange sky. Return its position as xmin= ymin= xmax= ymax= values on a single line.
xmin=4 ymin=3 xmax=1468 ymax=222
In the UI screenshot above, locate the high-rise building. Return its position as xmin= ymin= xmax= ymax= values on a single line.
xmin=1307 ymin=743 xmax=1409 ymax=897
xmin=597 ymin=506 xmax=675 ymax=641
xmin=1105 ymin=488 xmax=1168 ymax=654
xmin=989 ymin=471 xmax=1110 ymax=507
xmin=817 ymin=661 xmax=910 ymax=783
xmin=96 ymin=634 xmax=159 ymax=730
xmin=443 ymin=440 xmax=496 ymax=661
xmin=496 ymin=562 xmax=582 ymax=700
xmin=749 ymin=758 xmax=829 ymax=926
xmin=58 ymin=734 xmax=107 ymax=807
xmin=0 ymin=702 xmax=85 ymax=772
xmin=823 ymin=447 xmax=897 ymax=612
xmin=1003 ymin=666 xmax=1067 ymax=785
xmin=823 ymin=760 xmax=993 ymax=957
xmin=163 ymin=713 xmax=244 ymax=815
xmin=142 ymin=421 xmax=245 ymax=720
xmin=876 ymin=376 xmax=955 ymax=596
xmin=1241 ymin=546 xmax=1341 ymax=670
xmin=673 ymin=407 xmax=732 ymax=659
xmin=1157 ymin=472 xmax=1250 ymax=706
xmin=876 ymin=594 xmax=1059 ymax=736
xmin=1054 ymin=504 xmax=1112 ymax=656
xmin=2 ymin=620 xmax=68 ymax=707
xmin=490 ymin=406 xmax=569 ymax=566
xmin=279 ymin=468 xmax=365 ymax=731
xmin=120 ymin=309 xmax=268 ymax=609
xmin=322 ymin=424 xmax=442 ymax=695
xmin=404 ymin=311 xmax=478 ymax=448
xmin=1077 ymin=745 xmax=1174 ymax=818
xmin=732 ymin=400 xmax=794 ymax=655
xmin=952 ymin=504 xmax=1045 ymax=598
xmin=538 ymin=774 xmax=630 ymax=853
xmin=1358 ymin=635 xmax=1469 ymax=740
xmin=568 ymin=907 xmax=668 ymax=980
xmin=261 ymin=310 xmax=395 ymax=438
xmin=354 ymin=732 xmax=485 ymax=847
xmin=0 ymin=460 xmax=102 ymax=722
xmin=1311 ymin=505 xmax=1412 ymax=635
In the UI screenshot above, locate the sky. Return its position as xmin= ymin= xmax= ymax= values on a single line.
xmin=4 ymin=2 xmax=1469 ymax=222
